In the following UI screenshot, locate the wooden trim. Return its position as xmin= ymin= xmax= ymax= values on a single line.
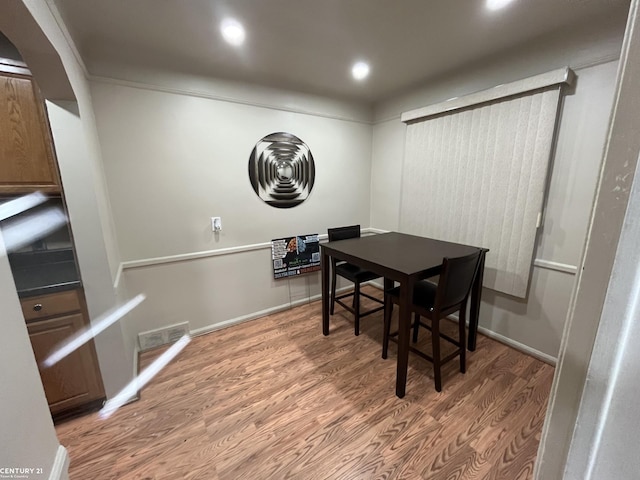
xmin=401 ymin=67 xmax=576 ymax=123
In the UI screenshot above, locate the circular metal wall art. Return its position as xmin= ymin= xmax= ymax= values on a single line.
xmin=248 ymin=132 xmax=315 ymax=208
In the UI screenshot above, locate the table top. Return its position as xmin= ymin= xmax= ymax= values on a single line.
xmin=321 ymin=232 xmax=485 ymax=279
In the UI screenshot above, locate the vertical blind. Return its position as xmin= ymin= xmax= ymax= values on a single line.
xmin=400 ymin=69 xmax=574 ymax=298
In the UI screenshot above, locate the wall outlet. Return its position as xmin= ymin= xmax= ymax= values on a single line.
xmin=211 ymin=217 xmax=222 ymax=231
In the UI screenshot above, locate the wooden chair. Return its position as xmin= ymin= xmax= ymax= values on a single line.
xmin=328 ymin=225 xmax=384 ymax=335
xmin=382 ymin=251 xmax=481 ymax=391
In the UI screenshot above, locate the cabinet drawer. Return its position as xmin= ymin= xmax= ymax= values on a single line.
xmin=27 ymin=313 xmax=105 ymax=414
xmin=21 ymin=289 xmax=81 ymax=321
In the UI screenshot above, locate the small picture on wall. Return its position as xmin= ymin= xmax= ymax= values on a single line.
xmin=271 ymin=233 xmax=320 ymax=279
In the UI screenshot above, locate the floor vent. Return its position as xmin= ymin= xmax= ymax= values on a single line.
xmin=138 ymin=322 xmax=190 ymax=351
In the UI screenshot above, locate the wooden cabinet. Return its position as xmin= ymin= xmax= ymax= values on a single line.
xmin=22 ymin=289 xmax=105 ymax=418
xmin=0 ymin=64 xmax=61 ymax=194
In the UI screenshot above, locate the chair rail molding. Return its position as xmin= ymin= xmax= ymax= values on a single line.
xmin=112 ymin=228 xmax=577 ymax=289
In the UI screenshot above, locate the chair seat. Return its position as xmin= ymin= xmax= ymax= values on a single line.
xmin=334 ymin=262 xmax=381 ymax=283
xmin=386 ymin=280 xmax=437 ymax=311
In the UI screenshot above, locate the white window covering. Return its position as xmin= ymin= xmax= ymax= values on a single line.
xmin=400 ymin=69 xmax=573 ymax=298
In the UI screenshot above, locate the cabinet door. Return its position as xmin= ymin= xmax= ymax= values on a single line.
xmin=27 ymin=313 xmax=105 ymax=415
xmin=0 ymin=72 xmax=61 ymax=194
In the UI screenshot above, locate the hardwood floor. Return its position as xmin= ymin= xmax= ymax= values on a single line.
xmin=55 ymin=287 xmax=554 ymax=479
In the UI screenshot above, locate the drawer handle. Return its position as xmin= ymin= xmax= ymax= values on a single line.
xmin=33 ymin=304 xmax=43 ymax=312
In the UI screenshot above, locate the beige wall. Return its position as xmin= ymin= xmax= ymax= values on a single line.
xmin=370 ymin=41 xmax=622 ymax=359
xmin=90 ymin=76 xmax=372 ymax=337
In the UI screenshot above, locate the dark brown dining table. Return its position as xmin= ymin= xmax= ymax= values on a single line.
xmin=320 ymin=231 xmax=488 ymax=398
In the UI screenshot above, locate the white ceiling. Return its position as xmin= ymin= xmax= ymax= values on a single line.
xmin=53 ymin=0 xmax=631 ymax=102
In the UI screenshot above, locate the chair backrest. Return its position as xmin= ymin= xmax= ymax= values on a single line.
xmin=327 ymin=225 xmax=361 ymax=242
xmin=435 ymin=251 xmax=482 ymax=312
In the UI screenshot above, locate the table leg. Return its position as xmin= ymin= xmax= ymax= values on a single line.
xmin=395 ymin=278 xmax=413 ymax=398
xmin=468 ymin=250 xmax=486 ymax=351
xmin=321 ymin=248 xmax=330 ymax=336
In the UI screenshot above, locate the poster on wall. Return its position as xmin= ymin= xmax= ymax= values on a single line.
xmin=271 ymin=233 xmax=320 ymax=279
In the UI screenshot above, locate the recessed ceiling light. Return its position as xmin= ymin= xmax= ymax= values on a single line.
xmin=486 ymin=0 xmax=516 ymax=11
xmin=351 ymin=61 xmax=370 ymax=81
xmin=220 ymin=18 xmax=245 ymax=46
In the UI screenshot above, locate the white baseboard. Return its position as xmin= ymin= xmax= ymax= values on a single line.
xmin=189 ymin=285 xmax=355 ymax=338
xmin=49 ymin=445 xmax=69 ymax=480
xmin=477 ymin=326 xmax=557 ymax=365
xmin=370 ymin=278 xmax=556 ymax=365
xmin=187 ymin=281 xmax=557 ymax=366
xmin=440 ymin=312 xmax=556 ymax=365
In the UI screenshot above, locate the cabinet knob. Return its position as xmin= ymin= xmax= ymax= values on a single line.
xmin=33 ymin=304 xmax=43 ymax=312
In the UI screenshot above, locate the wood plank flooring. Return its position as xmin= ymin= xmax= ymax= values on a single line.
xmin=55 ymin=287 xmax=554 ymax=479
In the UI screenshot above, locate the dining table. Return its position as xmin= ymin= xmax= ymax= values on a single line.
xmin=320 ymin=231 xmax=488 ymax=398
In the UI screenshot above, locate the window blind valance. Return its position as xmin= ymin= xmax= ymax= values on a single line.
xmin=399 ymin=68 xmax=575 ymax=298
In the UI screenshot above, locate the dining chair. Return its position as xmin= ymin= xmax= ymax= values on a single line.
xmin=382 ymin=250 xmax=481 ymax=391
xmin=327 ymin=225 xmax=384 ymax=335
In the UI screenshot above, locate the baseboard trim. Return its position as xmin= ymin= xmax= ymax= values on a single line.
xmin=442 ymin=310 xmax=557 ymax=365
xmin=189 ymin=285 xmax=356 ymax=338
xmin=368 ymin=228 xmax=391 ymax=234
xmin=48 ymin=445 xmax=69 ymax=480
xmin=476 ymin=325 xmax=557 ymax=366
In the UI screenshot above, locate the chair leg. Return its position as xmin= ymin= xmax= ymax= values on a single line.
xmin=382 ymin=296 xmax=393 ymax=359
xmin=432 ymin=316 xmax=442 ymax=392
xmin=354 ymin=282 xmax=361 ymax=336
xmin=459 ymin=302 xmax=467 ymax=374
xmin=330 ymin=268 xmax=337 ymax=315
xmin=412 ymin=313 xmax=420 ymax=343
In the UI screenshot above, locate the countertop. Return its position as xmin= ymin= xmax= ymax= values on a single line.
xmin=8 ymin=249 xmax=81 ymax=298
